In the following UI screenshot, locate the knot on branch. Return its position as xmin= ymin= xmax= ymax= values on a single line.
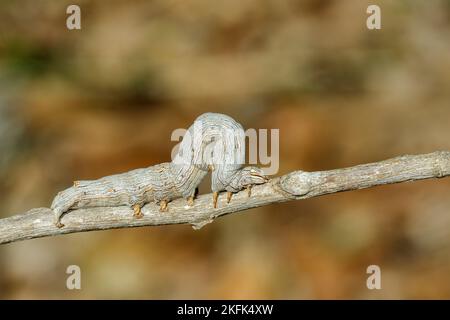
xmin=279 ymin=171 xmax=312 ymax=196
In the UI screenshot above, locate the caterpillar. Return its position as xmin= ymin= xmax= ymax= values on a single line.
xmin=51 ymin=113 xmax=268 ymax=228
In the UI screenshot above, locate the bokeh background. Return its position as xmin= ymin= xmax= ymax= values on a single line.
xmin=1 ymin=0 xmax=450 ymax=299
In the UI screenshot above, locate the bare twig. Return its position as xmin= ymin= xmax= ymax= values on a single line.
xmin=1 ymin=151 xmax=449 ymax=245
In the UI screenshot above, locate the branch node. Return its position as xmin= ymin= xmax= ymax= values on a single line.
xmin=279 ymin=171 xmax=312 ymax=196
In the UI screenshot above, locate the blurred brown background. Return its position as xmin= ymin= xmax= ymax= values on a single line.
xmin=1 ymin=0 xmax=450 ymax=299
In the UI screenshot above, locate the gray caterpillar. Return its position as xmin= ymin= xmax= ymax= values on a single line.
xmin=51 ymin=113 xmax=268 ymax=228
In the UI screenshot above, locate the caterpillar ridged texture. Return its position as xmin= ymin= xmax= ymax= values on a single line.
xmin=51 ymin=113 xmax=268 ymax=227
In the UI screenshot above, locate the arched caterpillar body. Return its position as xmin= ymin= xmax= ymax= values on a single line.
xmin=51 ymin=113 xmax=268 ymax=228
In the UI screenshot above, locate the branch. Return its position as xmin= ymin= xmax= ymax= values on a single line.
xmin=1 ymin=151 xmax=449 ymax=245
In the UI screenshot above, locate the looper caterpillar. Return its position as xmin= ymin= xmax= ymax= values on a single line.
xmin=51 ymin=113 xmax=268 ymax=228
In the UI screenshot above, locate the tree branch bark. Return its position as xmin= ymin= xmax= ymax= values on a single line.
xmin=1 ymin=151 xmax=449 ymax=245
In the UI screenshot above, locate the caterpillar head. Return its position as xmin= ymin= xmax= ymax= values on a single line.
xmin=235 ymin=166 xmax=269 ymax=188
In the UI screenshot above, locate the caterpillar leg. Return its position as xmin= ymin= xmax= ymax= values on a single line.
xmin=186 ymin=187 xmax=198 ymax=206
xmin=227 ymin=191 xmax=233 ymax=204
xmin=246 ymin=185 xmax=252 ymax=197
xmin=212 ymin=191 xmax=219 ymax=208
xmin=51 ymin=187 xmax=82 ymax=228
xmin=54 ymin=209 xmax=65 ymax=228
xmin=159 ymin=200 xmax=168 ymax=212
xmin=132 ymin=204 xmax=143 ymax=219
xmin=55 ymin=221 xmax=64 ymax=229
